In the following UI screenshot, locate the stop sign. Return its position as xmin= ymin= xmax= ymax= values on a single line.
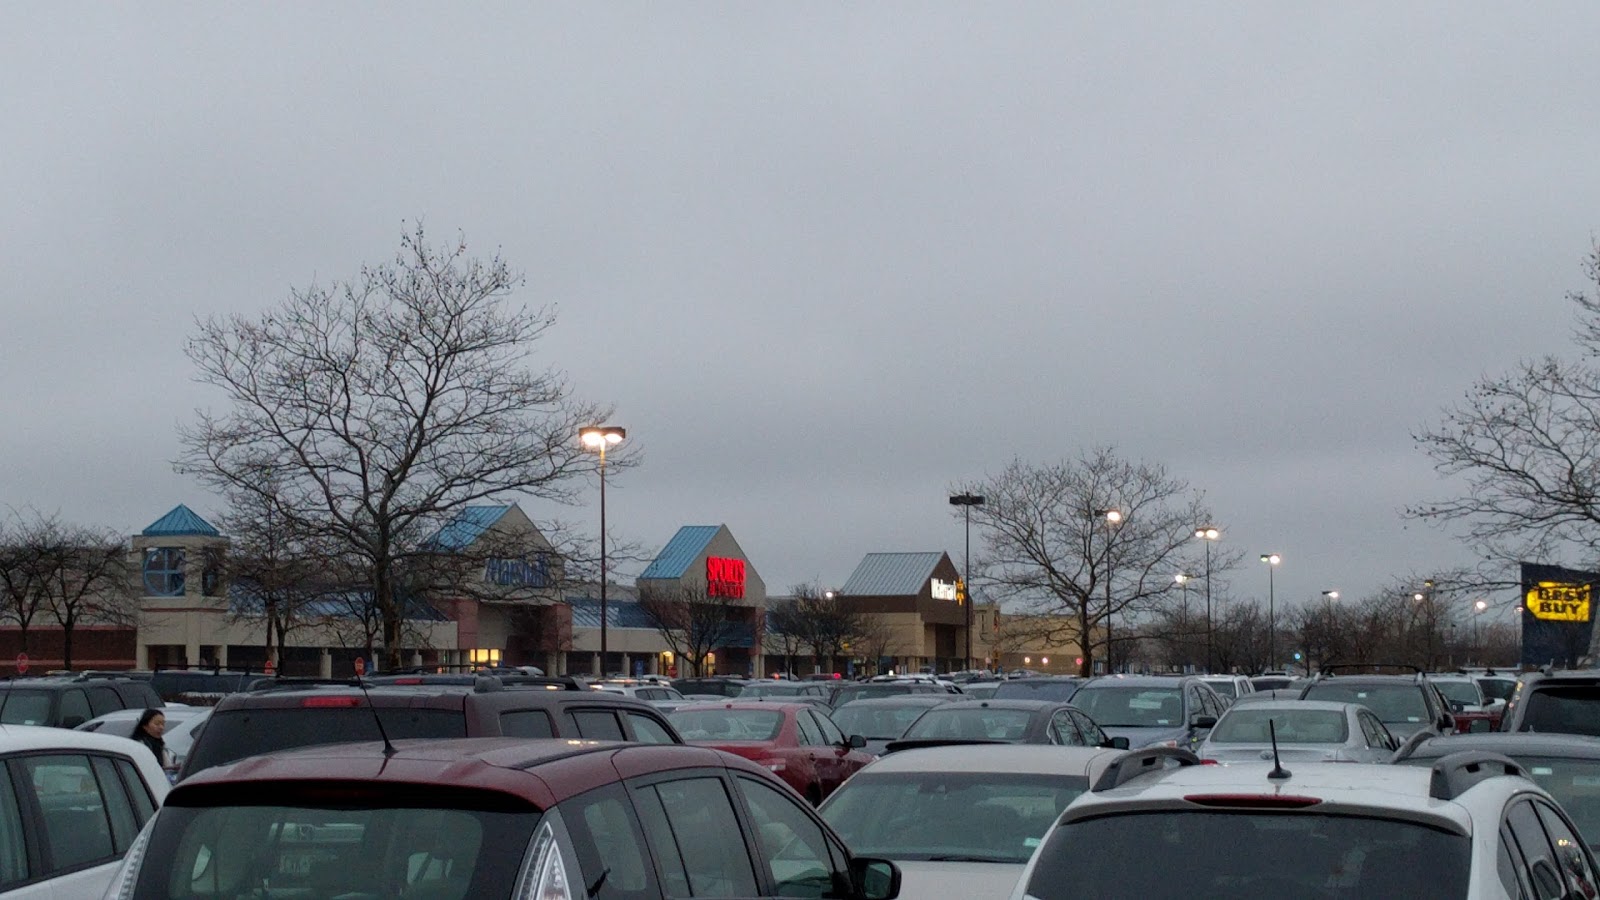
xmin=353 ymin=657 xmax=366 ymax=676
xmin=15 ymin=653 xmax=27 ymax=675
xmin=263 ymin=658 xmax=275 ymax=676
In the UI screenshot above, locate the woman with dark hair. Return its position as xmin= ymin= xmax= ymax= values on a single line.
xmin=132 ymin=709 xmax=175 ymax=770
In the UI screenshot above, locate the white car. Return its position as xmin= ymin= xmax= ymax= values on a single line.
xmin=1197 ymin=700 xmax=1398 ymax=764
xmin=1008 ymin=747 xmax=1599 ymax=898
xmin=75 ymin=705 xmax=213 ymax=774
xmin=0 ymin=725 xmax=169 ymax=897
xmin=820 ymin=743 xmax=1129 ymax=898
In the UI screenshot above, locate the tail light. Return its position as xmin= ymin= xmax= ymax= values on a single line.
xmin=301 ymin=696 xmax=364 ymax=708
xmin=102 ymin=815 xmax=157 ymax=899
xmin=514 ymin=819 xmax=573 ymax=900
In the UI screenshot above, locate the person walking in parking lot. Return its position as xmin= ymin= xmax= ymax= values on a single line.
xmin=132 ymin=709 xmax=175 ymax=771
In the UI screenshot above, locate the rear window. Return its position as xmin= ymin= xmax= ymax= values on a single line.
xmin=1300 ymin=684 xmax=1428 ymax=725
xmin=1206 ymin=681 xmax=1239 ymax=699
xmin=992 ymin=680 xmax=1081 ymax=703
xmin=1211 ymin=708 xmax=1349 ymax=744
xmin=903 ymin=708 xmax=1034 ymax=742
xmin=0 ymin=690 xmax=55 ymax=725
xmin=134 ymin=801 xmax=538 ymax=899
xmin=1072 ymin=687 xmax=1183 ymax=728
xmin=183 ymin=707 xmax=466 ymax=775
xmin=1026 ymin=811 xmax=1470 ymax=898
xmin=669 ymin=709 xmax=784 ymax=741
xmin=1519 ymin=686 xmax=1600 ymax=736
xmin=831 ymin=684 xmax=934 ymax=707
xmin=829 ymin=703 xmax=936 ymax=740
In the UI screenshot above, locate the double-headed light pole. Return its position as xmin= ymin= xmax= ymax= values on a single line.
xmin=1260 ymin=553 xmax=1281 ymax=671
xmin=581 ymin=425 xmax=626 ymax=673
xmin=949 ymin=493 xmax=985 ymax=671
xmin=1195 ymin=526 xmax=1221 ymax=672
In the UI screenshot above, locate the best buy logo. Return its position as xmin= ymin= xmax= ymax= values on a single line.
xmin=1527 ymin=582 xmax=1592 ymax=622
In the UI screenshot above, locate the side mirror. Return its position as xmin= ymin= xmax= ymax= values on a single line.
xmin=1191 ymin=715 xmax=1218 ymax=730
xmin=847 ymin=734 xmax=867 ymax=750
xmin=850 ymin=857 xmax=901 ymax=900
xmin=1102 ymin=736 xmax=1131 ymax=750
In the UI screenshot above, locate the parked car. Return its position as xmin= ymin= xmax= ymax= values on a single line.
xmin=1430 ymin=673 xmax=1504 ymax=732
xmin=104 ymin=738 xmax=902 ymax=899
xmin=827 ymin=696 xmax=955 ymax=756
xmin=669 ymin=701 xmax=873 ymax=804
xmin=594 ymin=681 xmax=693 ymax=711
xmin=960 ymin=682 xmax=1002 ymax=701
xmin=1393 ymin=732 xmax=1600 ymax=850
xmin=148 ymin=668 xmax=271 ymax=705
xmin=1498 ymin=669 xmax=1600 ymax=737
xmin=0 ymin=675 xmax=163 ymax=728
xmin=740 ymin=681 xmax=835 ymax=702
xmin=1069 ymin=675 xmax=1226 ymax=751
xmin=821 ymin=744 xmax=1130 ymax=899
xmin=990 ymin=677 xmax=1084 ymax=703
xmin=1199 ymin=674 xmax=1254 ymax=703
xmin=1248 ymin=674 xmax=1304 ymax=692
xmin=829 ymin=681 xmax=950 ymax=709
xmin=1295 ymin=668 xmax=1456 ymax=741
xmin=75 ymin=705 xmax=213 ymax=772
xmin=1197 ymin=700 xmax=1397 ymax=764
xmin=672 ymin=676 xmax=752 ymax=697
xmin=180 ymin=680 xmax=681 ymax=779
xmin=891 ymin=699 xmax=1124 ymax=750
xmin=1007 ymin=747 xmax=1600 ymax=898
xmin=0 ymin=724 xmax=169 ymax=898
xmin=1476 ymin=671 xmax=1520 ymax=705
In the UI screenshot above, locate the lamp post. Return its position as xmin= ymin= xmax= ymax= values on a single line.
xmin=949 ymin=493 xmax=985 ymax=672
xmin=1175 ymin=572 xmax=1194 ymax=671
xmin=1260 ymin=553 xmax=1281 ymax=672
xmin=1320 ymin=590 xmax=1338 ymax=674
xmin=1195 ymin=527 xmax=1221 ymax=673
xmin=581 ymin=425 xmax=626 ymax=675
xmin=1473 ymin=599 xmax=1488 ymax=664
xmin=1094 ymin=509 xmax=1123 ymax=674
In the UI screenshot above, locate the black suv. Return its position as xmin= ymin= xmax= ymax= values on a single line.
xmin=1497 ymin=669 xmax=1600 ymax=736
xmin=149 ymin=668 xmax=275 ymax=705
xmin=179 ymin=677 xmax=684 ymax=779
xmin=0 ymin=675 xmax=164 ymax=728
xmin=1296 ymin=666 xmax=1455 ymax=740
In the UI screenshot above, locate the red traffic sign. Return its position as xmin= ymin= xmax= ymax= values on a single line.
xmin=14 ymin=653 xmax=27 ymax=674
xmin=353 ymin=657 xmax=366 ymax=676
xmin=263 ymin=658 xmax=275 ymax=676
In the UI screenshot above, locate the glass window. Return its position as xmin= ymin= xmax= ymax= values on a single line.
xmin=59 ymin=689 xmax=91 ymax=727
xmin=0 ymin=761 xmax=29 ymax=888
xmin=1509 ymin=799 xmax=1568 ymax=900
xmin=828 ymin=703 xmax=930 ymax=741
xmin=634 ymin=778 xmax=758 ymax=898
xmin=143 ymin=547 xmax=186 ymax=596
xmin=1502 ymin=823 xmax=1533 ymax=900
xmin=904 ymin=708 xmax=1033 ymax=742
xmin=737 ymin=776 xmax=839 ymax=898
xmin=632 ymin=784 xmax=691 ymax=897
xmin=670 ymin=709 xmax=784 ymax=742
xmin=90 ymin=756 xmax=140 ymax=852
xmin=498 ymin=710 xmax=554 ymax=738
xmin=0 ymin=689 xmax=53 ymax=726
xmin=569 ymin=710 xmax=626 ymax=741
xmin=1071 ymin=687 xmax=1185 ymax=728
xmin=1519 ymin=687 xmax=1600 ymax=736
xmin=1210 ymin=708 xmax=1350 ymax=745
xmin=627 ymin=713 xmax=677 ymax=745
xmin=991 ymin=680 xmax=1082 ymax=703
xmin=809 ymin=713 xmax=844 ymax=747
xmin=1299 ymin=684 xmax=1430 ymax=726
xmin=1535 ymin=801 xmax=1599 ymax=897
xmin=1025 ymin=811 xmax=1469 ymax=897
xmin=87 ymin=687 xmax=120 ymax=717
xmin=1070 ymin=710 xmax=1106 ymax=746
xmin=821 ymin=771 xmax=1086 ymax=863
xmin=23 ymin=754 xmax=116 ymax=871
xmin=116 ymin=757 xmax=156 ymax=821
xmin=182 ymin=707 xmax=466 ymax=774
xmin=794 ymin=713 xmax=824 ymax=747
xmin=561 ymin=785 xmax=654 ymax=900
xmin=1050 ymin=712 xmax=1084 ymax=746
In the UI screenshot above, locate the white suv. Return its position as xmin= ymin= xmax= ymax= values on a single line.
xmin=0 ymin=725 xmax=169 ymax=897
xmin=1007 ymin=748 xmax=1600 ymax=898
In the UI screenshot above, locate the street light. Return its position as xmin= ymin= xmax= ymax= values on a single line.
xmin=1195 ymin=526 xmax=1221 ymax=672
xmin=580 ymin=425 xmax=626 ymax=675
xmin=1175 ymin=572 xmax=1195 ymax=671
xmin=949 ymin=493 xmax=985 ymax=672
xmin=1320 ymin=590 xmax=1338 ymax=674
xmin=1095 ymin=508 xmax=1124 ymax=675
xmin=1473 ymin=599 xmax=1489 ymax=664
xmin=1260 ymin=553 xmax=1281 ymax=672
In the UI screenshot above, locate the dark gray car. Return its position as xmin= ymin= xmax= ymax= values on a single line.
xmin=1068 ymin=676 xmax=1226 ymax=751
xmin=827 ymin=695 xmax=954 ymax=755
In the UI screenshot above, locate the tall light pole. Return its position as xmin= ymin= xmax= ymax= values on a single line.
xmin=1195 ymin=527 xmax=1221 ymax=673
xmin=1320 ymin=590 xmax=1338 ymax=674
xmin=949 ymin=493 xmax=985 ymax=671
xmin=1260 ymin=553 xmax=1281 ymax=672
xmin=581 ymin=425 xmax=626 ymax=675
xmin=1174 ymin=573 xmax=1193 ymax=671
xmin=1473 ymin=599 xmax=1488 ymax=664
xmin=1095 ymin=509 xmax=1123 ymax=674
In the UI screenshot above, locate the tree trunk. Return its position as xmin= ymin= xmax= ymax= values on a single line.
xmin=377 ymin=564 xmax=403 ymax=672
xmin=1078 ymin=604 xmax=1092 ymax=676
xmin=60 ymin=615 xmax=74 ymax=670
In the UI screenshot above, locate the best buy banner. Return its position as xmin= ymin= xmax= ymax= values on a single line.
xmin=1521 ymin=562 xmax=1599 ymax=668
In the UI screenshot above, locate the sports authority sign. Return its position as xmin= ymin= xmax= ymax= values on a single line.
xmin=706 ymin=557 xmax=746 ymax=599
xmin=1521 ymin=562 xmax=1600 ymax=668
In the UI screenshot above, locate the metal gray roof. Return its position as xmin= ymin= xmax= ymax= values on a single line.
xmin=839 ymin=552 xmax=945 ymax=597
xmin=639 ymin=526 xmax=721 ymax=580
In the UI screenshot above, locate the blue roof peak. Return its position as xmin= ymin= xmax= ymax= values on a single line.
xmin=639 ymin=525 xmax=724 ymax=580
xmin=426 ymin=505 xmax=514 ymax=551
xmin=141 ymin=504 xmax=221 ymax=537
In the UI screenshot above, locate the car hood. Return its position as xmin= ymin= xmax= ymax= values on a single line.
xmin=1100 ymin=725 xmax=1189 ymax=748
xmin=893 ymin=860 xmax=1027 ymax=900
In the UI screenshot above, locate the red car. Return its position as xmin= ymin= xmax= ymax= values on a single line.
xmin=104 ymin=737 xmax=902 ymax=899
xmin=669 ymin=701 xmax=874 ymax=803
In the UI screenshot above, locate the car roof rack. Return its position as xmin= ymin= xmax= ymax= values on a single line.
xmin=1090 ymin=747 xmax=1201 ymax=792
xmin=1428 ymin=751 xmax=1528 ymax=801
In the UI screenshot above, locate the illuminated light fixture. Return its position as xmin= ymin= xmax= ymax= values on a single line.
xmin=579 ymin=424 xmax=626 ymax=671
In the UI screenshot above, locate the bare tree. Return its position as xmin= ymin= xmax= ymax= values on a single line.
xmin=849 ymin=614 xmax=902 ymax=677
xmin=178 ymin=226 xmax=616 ymax=669
xmin=0 ymin=510 xmax=63 ymax=653
xmin=773 ymin=582 xmax=864 ymax=674
xmin=43 ymin=526 xmax=133 ymax=670
xmin=636 ymin=583 xmax=747 ymax=676
xmin=762 ymin=598 xmax=808 ymax=676
xmin=960 ymin=449 xmax=1223 ymax=676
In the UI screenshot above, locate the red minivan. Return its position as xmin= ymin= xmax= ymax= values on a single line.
xmin=669 ymin=701 xmax=874 ymax=804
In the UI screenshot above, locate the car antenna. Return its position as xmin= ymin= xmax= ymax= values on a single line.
xmin=1267 ymin=719 xmax=1291 ymax=781
xmin=354 ymin=671 xmax=397 ymax=758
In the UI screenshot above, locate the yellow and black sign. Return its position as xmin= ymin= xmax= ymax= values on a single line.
xmin=1527 ymin=582 xmax=1593 ymax=622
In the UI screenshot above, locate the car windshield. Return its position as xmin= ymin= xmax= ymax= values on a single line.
xmin=821 ymin=772 xmax=1087 ymax=863
xmin=182 ymin=707 xmax=467 ymax=775
xmin=1025 ymin=811 xmax=1470 ymax=898
xmin=1300 ymin=684 xmax=1428 ymax=725
xmin=1434 ymin=681 xmax=1482 ymax=705
xmin=1520 ymin=686 xmax=1600 ymax=736
xmin=1210 ymin=708 xmax=1349 ymax=744
xmin=669 ymin=708 xmax=784 ymax=741
xmin=1071 ymin=687 xmax=1184 ymax=728
xmin=903 ymin=708 xmax=1034 ymax=742
xmin=829 ymin=704 xmax=935 ymax=740
xmin=132 ymin=800 xmax=539 ymax=899
xmin=1205 ymin=681 xmax=1238 ymax=699
xmin=992 ymin=680 xmax=1080 ymax=702
xmin=0 ymin=690 xmax=54 ymax=725
xmin=962 ymin=684 xmax=1000 ymax=700
xmin=1478 ymin=678 xmax=1517 ymax=702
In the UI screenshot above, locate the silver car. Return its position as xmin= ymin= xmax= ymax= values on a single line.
xmin=1198 ymin=700 xmax=1397 ymax=764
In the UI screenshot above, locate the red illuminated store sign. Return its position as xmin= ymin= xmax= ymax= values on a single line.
xmin=707 ymin=557 xmax=746 ymax=599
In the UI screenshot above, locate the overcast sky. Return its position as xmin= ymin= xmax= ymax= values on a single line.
xmin=5 ymin=4 xmax=1599 ymax=623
